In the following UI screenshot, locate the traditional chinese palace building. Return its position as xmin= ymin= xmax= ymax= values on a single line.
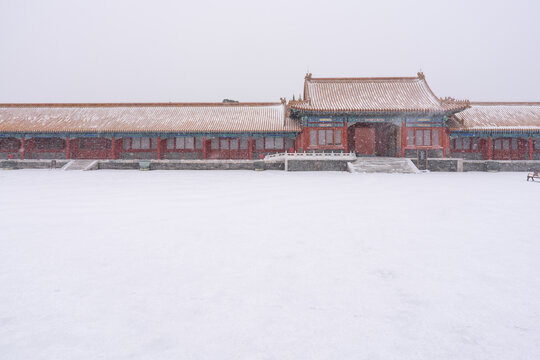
xmin=0 ymin=73 xmax=539 ymax=161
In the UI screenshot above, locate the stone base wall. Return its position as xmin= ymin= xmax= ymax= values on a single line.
xmin=286 ymin=159 xmax=348 ymax=172
xmin=7 ymin=158 xmax=537 ymax=172
xmin=411 ymin=158 xmax=463 ymax=172
xmin=463 ymin=160 xmax=540 ymax=172
xmin=121 ymin=152 xmax=157 ymax=160
xmin=404 ymin=149 xmax=445 ymax=158
xmin=0 ymin=153 xmax=22 ymax=160
xmin=450 ymin=152 xmax=483 ymax=160
xmin=0 ymin=160 xmax=68 ymax=169
xmin=30 ymin=153 xmax=66 ymax=160
xmin=163 ymin=152 xmax=203 ymax=160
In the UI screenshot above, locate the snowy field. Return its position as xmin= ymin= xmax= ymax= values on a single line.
xmin=0 ymin=170 xmax=539 ymax=360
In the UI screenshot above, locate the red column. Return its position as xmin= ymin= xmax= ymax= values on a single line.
xmin=529 ymin=137 xmax=534 ymax=160
xmin=156 ymin=136 xmax=161 ymax=159
xmin=446 ymin=130 xmax=452 ymax=158
xmin=487 ymin=136 xmax=493 ymax=160
xmin=248 ymin=136 xmax=253 ymax=159
xmin=400 ymin=124 xmax=407 ymax=157
xmin=20 ymin=136 xmax=25 ymax=159
xmin=65 ymin=137 xmax=71 ymax=159
xmin=442 ymin=130 xmax=447 ymax=158
xmin=342 ymin=126 xmax=348 ymax=153
xmin=110 ymin=136 xmax=116 ymax=159
xmin=202 ymin=136 xmax=207 ymax=159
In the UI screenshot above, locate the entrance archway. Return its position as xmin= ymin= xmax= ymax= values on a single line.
xmin=348 ymin=123 xmax=398 ymax=156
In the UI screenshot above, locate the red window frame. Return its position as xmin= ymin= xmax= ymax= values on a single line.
xmin=452 ymin=137 xmax=480 ymax=152
xmin=308 ymin=128 xmax=343 ymax=148
xmin=34 ymin=138 xmax=65 ymax=151
xmin=166 ymin=137 xmax=204 ymax=151
xmin=255 ymin=137 xmax=290 ymax=151
xmin=406 ymin=128 xmax=441 ymax=148
xmin=0 ymin=137 xmax=21 ymax=151
xmin=209 ymin=137 xmax=250 ymax=151
xmin=493 ymin=138 xmax=518 ymax=151
xmin=122 ymin=137 xmax=158 ymax=151
xmin=79 ymin=138 xmax=111 ymax=150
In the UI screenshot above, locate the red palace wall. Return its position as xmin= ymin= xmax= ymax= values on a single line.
xmin=451 ymin=136 xmax=540 ymax=160
xmin=0 ymin=135 xmax=297 ymax=160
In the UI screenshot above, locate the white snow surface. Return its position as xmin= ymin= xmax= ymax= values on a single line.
xmin=0 ymin=170 xmax=539 ymax=360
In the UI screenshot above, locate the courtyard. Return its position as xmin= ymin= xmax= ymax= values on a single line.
xmin=0 ymin=170 xmax=538 ymax=359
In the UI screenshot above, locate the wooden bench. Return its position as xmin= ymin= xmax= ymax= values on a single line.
xmin=527 ymin=170 xmax=540 ymax=181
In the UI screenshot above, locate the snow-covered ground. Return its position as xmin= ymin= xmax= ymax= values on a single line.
xmin=0 ymin=170 xmax=539 ymax=360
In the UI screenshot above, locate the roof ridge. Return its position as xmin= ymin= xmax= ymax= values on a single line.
xmin=309 ymin=76 xmax=420 ymax=82
xmin=0 ymin=102 xmax=282 ymax=108
xmin=470 ymin=102 xmax=540 ymax=106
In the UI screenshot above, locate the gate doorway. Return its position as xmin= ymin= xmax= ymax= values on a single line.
xmin=348 ymin=123 xmax=398 ymax=157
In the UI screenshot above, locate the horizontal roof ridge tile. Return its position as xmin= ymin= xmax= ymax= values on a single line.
xmin=309 ymin=76 xmax=420 ymax=82
xmin=0 ymin=102 xmax=282 ymax=108
xmin=470 ymin=102 xmax=540 ymax=106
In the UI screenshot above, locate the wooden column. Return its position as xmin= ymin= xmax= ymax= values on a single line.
xmin=342 ymin=126 xmax=348 ymax=153
xmin=156 ymin=136 xmax=161 ymax=159
xmin=400 ymin=124 xmax=407 ymax=157
xmin=487 ymin=136 xmax=493 ymax=160
xmin=529 ymin=136 xmax=534 ymax=160
xmin=248 ymin=136 xmax=253 ymax=159
xmin=65 ymin=136 xmax=71 ymax=159
xmin=442 ymin=130 xmax=447 ymax=158
xmin=20 ymin=136 xmax=25 ymax=160
xmin=395 ymin=125 xmax=401 ymax=158
xmin=202 ymin=136 xmax=207 ymax=159
xmin=110 ymin=136 xmax=116 ymax=159
xmin=447 ymin=130 xmax=452 ymax=158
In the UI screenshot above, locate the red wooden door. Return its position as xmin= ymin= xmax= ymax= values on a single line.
xmin=354 ymin=127 xmax=375 ymax=155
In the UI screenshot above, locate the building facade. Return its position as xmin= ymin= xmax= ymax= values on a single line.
xmin=448 ymin=103 xmax=540 ymax=160
xmin=289 ymin=73 xmax=468 ymax=159
xmin=1 ymin=73 xmax=539 ymax=161
xmin=0 ymin=102 xmax=299 ymax=160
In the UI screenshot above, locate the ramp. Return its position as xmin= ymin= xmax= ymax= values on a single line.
xmin=348 ymin=157 xmax=420 ymax=174
xmin=62 ymin=160 xmax=98 ymax=171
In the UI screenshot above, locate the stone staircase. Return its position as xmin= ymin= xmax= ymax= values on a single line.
xmin=347 ymin=157 xmax=420 ymax=174
xmin=62 ymin=160 xmax=98 ymax=171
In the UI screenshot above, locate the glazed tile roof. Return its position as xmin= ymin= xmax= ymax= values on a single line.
xmin=450 ymin=103 xmax=540 ymax=132
xmin=290 ymin=73 xmax=468 ymax=114
xmin=0 ymin=103 xmax=300 ymax=133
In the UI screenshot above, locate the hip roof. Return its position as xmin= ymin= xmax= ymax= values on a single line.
xmin=289 ymin=73 xmax=468 ymax=114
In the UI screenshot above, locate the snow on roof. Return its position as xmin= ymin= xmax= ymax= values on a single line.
xmin=0 ymin=103 xmax=300 ymax=133
xmin=289 ymin=73 xmax=469 ymax=114
xmin=450 ymin=102 xmax=540 ymax=132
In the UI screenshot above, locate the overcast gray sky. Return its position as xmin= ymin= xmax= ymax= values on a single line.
xmin=1 ymin=0 xmax=539 ymax=103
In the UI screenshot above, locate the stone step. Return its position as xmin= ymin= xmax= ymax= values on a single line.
xmin=348 ymin=157 xmax=419 ymax=174
xmin=62 ymin=160 xmax=98 ymax=171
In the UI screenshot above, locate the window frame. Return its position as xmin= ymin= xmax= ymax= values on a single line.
xmin=308 ymin=128 xmax=344 ymax=148
xmin=79 ymin=138 xmax=111 ymax=150
xmin=407 ymin=128 xmax=442 ymax=148
xmin=34 ymin=138 xmax=65 ymax=151
xmin=452 ymin=137 xmax=480 ymax=152
xmin=121 ymin=137 xmax=158 ymax=151
xmin=0 ymin=137 xmax=21 ymax=151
